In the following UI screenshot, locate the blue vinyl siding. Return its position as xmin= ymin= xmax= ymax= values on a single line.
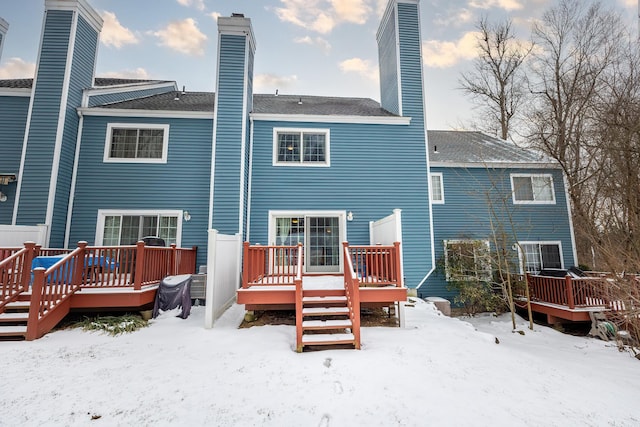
xmin=249 ymin=119 xmax=432 ymax=289
xmin=88 ymin=85 xmax=175 ymax=107
xmin=378 ymin=7 xmax=400 ymax=115
xmin=242 ymin=48 xmax=254 ymax=239
xmin=212 ymin=34 xmax=247 ymax=235
xmin=50 ymin=15 xmax=98 ymax=247
xmin=423 ymin=166 xmax=576 ymax=301
xmin=68 ymin=115 xmax=213 ymax=268
xmin=0 ymin=96 xmax=29 ymax=224
xmin=397 ymin=2 xmax=424 ymax=120
xmin=16 ymin=10 xmax=72 ymax=226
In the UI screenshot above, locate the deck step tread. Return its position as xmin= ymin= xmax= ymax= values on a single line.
xmin=302 ymin=319 xmax=352 ymax=329
xmin=0 ymin=325 xmax=28 ymax=336
xmin=5 ymin=301 xmax=30 ymax=309
xmin=302 ymin=307 xmax=349 ymax=316
xmin=302 ymin=333 xmax=355 ymax=344
xmin=0 ymin=312 xmax=29 ymax=321
xmin=303 ymin=296 xmax=347 ymax=303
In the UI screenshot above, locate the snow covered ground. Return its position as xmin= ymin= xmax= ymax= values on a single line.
xmin=2 ymin=299 xmax=639 ymax=426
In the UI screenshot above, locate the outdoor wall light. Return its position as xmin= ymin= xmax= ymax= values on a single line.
xmin=0 ymin=192 xmax=6 ymax=202
xmin=347 ymin=211 xmax=353 ymax=221
xmin=183 ymin=211 xmax=191 ymax=222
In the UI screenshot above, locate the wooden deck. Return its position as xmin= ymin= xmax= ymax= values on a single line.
xmin=238 ymin=242 xmax=407 ymax=351
xmin=522 ymin=273 xmax=624 ymax=324
xmin=0 ymin=241 xmax=197 ymax=340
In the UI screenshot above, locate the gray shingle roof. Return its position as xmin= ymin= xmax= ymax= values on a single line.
xmin=0 ymin=78 xmax=33 ymax=88
xmin=253 ymin=94 xmax=396 ymax=116
xmin=100 ymin=91 xmax=214 ymax=111
xmin=95 ymin=92 xmax=398 ymax=117
xmin=427 ymin=131 xmax=551 ymax=165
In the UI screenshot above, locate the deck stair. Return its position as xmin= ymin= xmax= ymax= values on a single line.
xmin=297 ymin=287 xmax=359 ymax=351
xmin=0 ymin=293 xmax=31 ymax=340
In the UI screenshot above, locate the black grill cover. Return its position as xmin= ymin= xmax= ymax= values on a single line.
xmin=152 ymin=274 xmax=192 ymax=319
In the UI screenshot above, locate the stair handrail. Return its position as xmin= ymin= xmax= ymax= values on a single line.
xmin=26 ymin=242 xmax=87 ymax=340
xmin=343 ymin=242 xmax=361 ymax=350
xmin=0 ymin=242 xmax=37 ymax=310
xmin=294 ymin=243 xmax=304 ymax=352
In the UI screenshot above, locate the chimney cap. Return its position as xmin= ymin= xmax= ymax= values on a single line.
xmin=231 ymin=13 xmax=245 ymax=18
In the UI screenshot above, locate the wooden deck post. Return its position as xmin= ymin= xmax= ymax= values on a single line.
xmin=242 ymin=242 xmax=250 ymax=289
xmin=21 ymin=242 xmax=36 ymax=291
xmin=565 ymin=275 xmax=575 ymax=309
xmin=73 ymin=241 xmax=87 ymax=285
xmin=170 ymin=243 xmax=177 ymax=276
xmin=134 ymin=241 xmax=145 ymax=291
xmin=393 ymin=242 xmax=402 ymax=287
xmin=26 ymin=267 xmax=45 ymax=341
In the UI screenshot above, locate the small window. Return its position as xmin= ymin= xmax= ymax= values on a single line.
xmin=273 ymin=128 xmax=330 ymax=166
xmin=444 ymin=240 xmax=492 ymax=282
xmin=511 ymin=174 xmax=555 ymax=204
xmin=518 ymin=242 xmax=562 ymax=273
xmin=430 ymin=173 xmax=444 ymax=204
xmin=104 ymin=123 xmax=169 ymax=163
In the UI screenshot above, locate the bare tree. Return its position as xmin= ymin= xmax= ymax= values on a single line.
xmin=525 ymin=0 xmax=627 ymax=266
xmin=459 ymin=18 xmax=532 ymax=140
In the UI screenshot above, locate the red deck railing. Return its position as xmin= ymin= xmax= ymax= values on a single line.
xmin=0 ymin=242 xmax=36 ymax=310
xmin=242 ymin=243 xmax=301 ymax=287
xmin=348 ymin=242 xmax=402 ymax=287
xmin=343 ymin=243 xmax=361 ymax=349
xmin=526 ymin=273 xmax=610 ymax=309
xmin=241 ymin=241 xmax=403 ymax=288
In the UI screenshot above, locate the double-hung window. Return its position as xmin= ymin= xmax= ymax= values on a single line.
xmin=273 ymin=128 xmax=330 ymax=166
xmin=518 ymin=242 xmax=562 ymax=273
xmin=444 ymin=239 xmax=492 ymax=282
xmin=430 ymin=172 xmax=444 ymax=204
xmin=97 ymin=210 xmax=181 ymax=246
xmin=511 ymin=174 xmax=555 ymax=204
xmin=104 ymin=123 xmax=169 ymax=163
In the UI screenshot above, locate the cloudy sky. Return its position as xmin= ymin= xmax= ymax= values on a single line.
xmin=0 ymin=0 xmax=637 ymax=129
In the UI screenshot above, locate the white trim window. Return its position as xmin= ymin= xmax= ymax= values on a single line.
xmin=273 ymin=128 xmax=330 ymax=166
xmin=511 ymin=173 xmax=555 ymax=204
xmin=96 ymin=210 xmax=182 ymax=246
xmin=518 ymin=241 xmax=563 ymax=273
xmin=444 ymin=239 xmax=492 ymax=282
xmin=104 ymin=123 xmax=169 ymax=163
xmin=430 ymin=172 xmax=444 ymax=204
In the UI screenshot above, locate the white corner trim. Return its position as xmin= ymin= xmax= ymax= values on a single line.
xmin=45 ymin=0 xmax=103 ymax=33
xmin=251 ymin=113 xmax=410 ymax=125
xmin=13 ymin=9 xmax=48 ymax=225
xmin=45 ymin=10 xmax=79 ymax=245
xmin=563 ymin=174 xmax=579 ymax=267
xmin=64 ymin=113 xmax=84 ymax=248
xmin=0 ymin=88 xmax=32 ymax=97
xmin=77 ymin=107 xmax=214 ymax=120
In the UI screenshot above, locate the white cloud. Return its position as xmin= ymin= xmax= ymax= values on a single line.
xmin=209 ymin=12 xmax=222 ymax=21
xmin=152 ymin=19 xmax=207 ymax=56
xmin=468 ymin=0 xmax=524 ymax=11
xmin=100 ymin=11 xmax=139 ymax=49
xmin=422 ymin=31 xmax=480 ymax=68
xmin=433 ymin=8 xmax=473 ymax=27
xmin=274 ymin=0 xmax=372 ymax=34
xmin=254 ymin=73 xmax=299 ymax=92
xmin=294 ymin=36 xmax=331 ymax=54
xmin=101 ymin=68 xmax=151 ymax=80
xmin=338 ymin=57 xmax=378 ymax=82
xmin=176 ymin=0 xmax=206 ymax=11
xmin=0 ymin=57 xmax=35 ymax=78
